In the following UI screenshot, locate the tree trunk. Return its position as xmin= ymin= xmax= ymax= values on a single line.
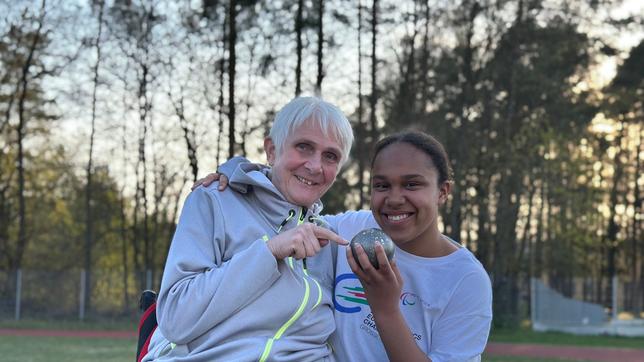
xmin=170 ymin=93 xmax=198 ymax=181
xmin=533 ymin=179 xmax=544 ymax=278
xmin=0 ymin=182 xmax=11 ymax=268
xmin=315 ymin=0 xmax=324 ymax=95
xmin=356 ymin=0 xmax=366 ymax=208
xmin=133 ymin=52 xmax=152 ymax=288
xmin=119 ymin=187 xmax=129 ymax=312
xmin=633 ymin=129 xmax=642 ymax=313
xmin=517 ymin=178 xmax=536 ymax=270
xmin=449 ymin=0 xmax=481 ymax=241
xmin=84 ymin=0 xmax=104 ymax=316
xmin=240 ymin=42 xmax=257 ymax=156
xmin=474 ymin=172 xmax=491 ymax=267
xmin=15 ymin=0 xmax=46 ymax=272
xmin=216 ymin=12 xmax=227 ymax=166
xmin=119 ymin=111 xmax=130 ymax=311
xmin=606 ymin=126 xmax=626 ymax=305
xmin=295 ymin=0 xmax=304 ymax=96
xmin=369 ymin=0 xmax=378 ymax=148
xmin=228 ymin=0 xmax=237 ymax=158
xmin=492 ymin=172 xmax=521 ymax=326
xmin=419 ymin=0 xmax=431 ymax=104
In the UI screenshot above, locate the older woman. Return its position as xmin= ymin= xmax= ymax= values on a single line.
xmin=143 ymin=96 xmax=354 ymax=362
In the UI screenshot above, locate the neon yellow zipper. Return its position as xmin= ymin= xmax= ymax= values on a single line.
xmin=259 ymin=278 xmax=311 ymax=362
xmin=259 ymin=207 xmax=324 ymax=361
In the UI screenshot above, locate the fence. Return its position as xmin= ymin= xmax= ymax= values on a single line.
xmin=0 ymin=268 xmax=160 ymax=321
xmin=3 ymin=269 xmax=644 ymax=329
xmin=531 ymin=277 xmax=644 ymax=336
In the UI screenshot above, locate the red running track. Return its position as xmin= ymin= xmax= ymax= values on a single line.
xmin=485 ymin=342 xmax=644 ymax=362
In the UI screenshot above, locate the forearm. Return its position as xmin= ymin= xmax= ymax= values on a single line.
xmin=157 ymin=239 xmax=280 ymax=343
xmin=373 ymin=309 xmax=431 ymax=362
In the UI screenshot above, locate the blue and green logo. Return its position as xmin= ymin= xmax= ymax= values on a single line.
xmin=333 ymin=273 xmax=368 ymax=313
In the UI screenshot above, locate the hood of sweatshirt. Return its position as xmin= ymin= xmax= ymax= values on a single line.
xmin=226 ymin=162 xmax=324 ymax=232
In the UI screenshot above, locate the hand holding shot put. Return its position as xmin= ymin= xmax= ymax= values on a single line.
xmin=349 ymin=228 xmax=395 ymax=269
xmin=347 ymin=234 xmax=403 ymax=314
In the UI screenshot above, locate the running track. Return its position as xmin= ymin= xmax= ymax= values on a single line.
xmin=1 ymin=329 xmax=644 ymax=362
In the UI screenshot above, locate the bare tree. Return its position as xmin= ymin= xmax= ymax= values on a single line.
xmin=217 ymin=14 xmax=227 ymax=165
xmin=294 ymin=0 xmax=304 ymax=96
xmin=368 ymin=0 xmax=378 ymax=152
xmin=15 ymin=0 xmax=47 ymax=272
xmin=228 ymin=0 xmax=237 ymax=158
xmin=83 ymin=0 xmax=105 ymax=316
xmin=109 ymin=0 xmax=163 ymax=289
xmin=168 ymin=88 xmax=199 ymax=181
xmin=355 ymin=0 xmax=367 ymax=208
xmin=315 ymin=0 xmax=324 ymax=94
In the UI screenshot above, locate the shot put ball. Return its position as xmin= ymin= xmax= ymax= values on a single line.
xmin=350 ymin=228 xmax=395 ymax=269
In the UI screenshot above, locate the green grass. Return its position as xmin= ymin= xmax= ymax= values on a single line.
xmin=489 ymin=327 xmax=644 ymax=349
xmin=0 ymin=335 xmax=136 ymax=362
xmin=0 ymin=318 xmax=137 ymax=331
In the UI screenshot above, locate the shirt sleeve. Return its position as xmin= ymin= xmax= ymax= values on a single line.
xmin=156 ymin=187 xmax=281 ymax=344
xmin=323 ymin=210 xmax=378 ymax=240
xmin=427 ymin=269 xmax=493 ymax=362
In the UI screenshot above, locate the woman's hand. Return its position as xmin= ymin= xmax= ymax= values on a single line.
xmin=268 ymin=224 xmax=348 ymax=260
xmin=348 ymin=245 xmax=432 ymax=362
xmin=347 ymin=243 xmax=403 ymax=314
xmin=191 ymin=172 xmax=229 ymax=191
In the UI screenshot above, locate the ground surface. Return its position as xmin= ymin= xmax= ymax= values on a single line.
xmin=2 ymin=328 xmax=644 ymax=362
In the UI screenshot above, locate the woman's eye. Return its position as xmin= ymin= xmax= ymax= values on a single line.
xmin=323 ymin=152 xmax=339 ymax=162
xmin=373 ymin=183 xmax=389 ymax=191
xmin=296 ymin=143 xmax=312 ymax=152
xmin=406 ymin=182 xmax=421 ymax=189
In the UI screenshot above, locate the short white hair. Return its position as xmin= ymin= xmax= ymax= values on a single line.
xmin=269 ymin=96 xmax=354 ymax=167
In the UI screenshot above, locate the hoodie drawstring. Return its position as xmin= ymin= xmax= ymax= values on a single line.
xmin=259 ymin=207 xmax=323 ymax=362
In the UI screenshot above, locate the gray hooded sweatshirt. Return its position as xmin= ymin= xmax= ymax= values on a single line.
xmin=143 ymin=163 xmax=336 ymax=362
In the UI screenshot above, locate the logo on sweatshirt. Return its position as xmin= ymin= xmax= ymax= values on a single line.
xmin=333 ymin=273 xmax=368 ymax=313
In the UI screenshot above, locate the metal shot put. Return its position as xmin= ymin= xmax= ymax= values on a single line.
xmin=350 ymin=228 xmax=395 ymax=269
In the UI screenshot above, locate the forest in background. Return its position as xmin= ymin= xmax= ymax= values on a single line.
xmin=0 ymin=0 xmax=642 ymax=326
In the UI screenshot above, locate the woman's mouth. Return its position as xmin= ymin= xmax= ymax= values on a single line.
xmin=295 ymin=175 xmax=316 ymax=186
xmin=385 ymin=213 xmax=412 ymax=223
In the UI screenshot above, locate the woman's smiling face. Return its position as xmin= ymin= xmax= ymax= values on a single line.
xmin=370 ymin=142 xmax=450 ymax=254
xmin=266 ymin=121 xmax=344 ymax=208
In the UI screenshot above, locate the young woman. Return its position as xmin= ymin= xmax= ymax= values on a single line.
xmin=200 ymin=131 xmax=492 ymax=361
xmin=326 ymin=132 xmax=492 ymax=362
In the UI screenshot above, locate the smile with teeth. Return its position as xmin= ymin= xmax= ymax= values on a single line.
xmin=295 ymin=175 xmax=316 ymax=186
xmin=387 ymin=213 xmax=411 ymax=222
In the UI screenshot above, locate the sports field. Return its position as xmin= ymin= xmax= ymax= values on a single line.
xmin=1 ymin=320 xmax=643 ymax=362
xmin=0 ymin=334 xmax=571 ymax=362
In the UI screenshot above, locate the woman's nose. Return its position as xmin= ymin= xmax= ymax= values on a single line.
xmin=305 ymin=156 xmax=323 ymax=173
xmin=385 ymin=189 xmax=405 ymax=206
